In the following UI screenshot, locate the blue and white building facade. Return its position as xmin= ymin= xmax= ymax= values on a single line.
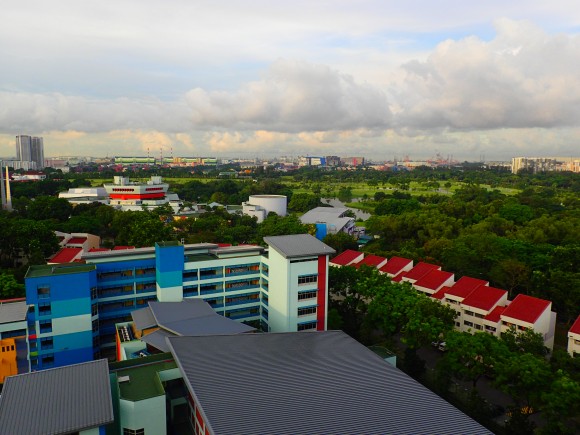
xmin=25 ymin=234 xmax=334 ymax=371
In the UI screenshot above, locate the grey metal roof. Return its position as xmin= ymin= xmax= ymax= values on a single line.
xmin=131 ymin=306 xmax=156 ymax=330
xmin=149 ymin=299 xmax=216 ymax=324
xmin=300 ymin=206 xmax=349 ymax=222
xmin=140 ymin=300 xmax=255 ymax=349
xmin=141 ymin=328 xmax=177 ymax=352
xmin=167 ymin=331 xmax=489 ymax=435
xmin=0 ymin=300 xmax=28 ymax=324
xmin=264 ymin=234 xmax=335 ymax=259
xmin=0 ymin=359 xmax=113 ymax=435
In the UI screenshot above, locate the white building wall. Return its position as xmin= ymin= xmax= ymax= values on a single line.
xmin=568 ymin=331 xmax=580 ymax=356
xmin=120 ymin=395 xmax=166 ymax=435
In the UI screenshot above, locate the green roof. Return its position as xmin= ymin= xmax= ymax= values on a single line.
xmin=115 ymin=359 xmax=177 ymax=401
xmin=26 ymin=263 xmax=96 ymax=278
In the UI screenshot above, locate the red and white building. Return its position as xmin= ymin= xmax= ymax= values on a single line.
xmin=567 ymin=315 xmax=580 ymax=356
xmin=329 ymin=252 xmax=558 ymax=350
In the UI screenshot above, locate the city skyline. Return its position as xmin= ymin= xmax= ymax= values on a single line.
xmin=1 ymin=1 xmax=579 ymax=160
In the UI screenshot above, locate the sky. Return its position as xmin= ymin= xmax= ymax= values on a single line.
xmin=1 ymin=1 xmax=579 ymax=161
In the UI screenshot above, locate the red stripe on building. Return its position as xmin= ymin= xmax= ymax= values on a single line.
xmin=109 ymin=193 xmax=166 ymax=200
xmin=317 ymin=255 xmax=327 ymax=331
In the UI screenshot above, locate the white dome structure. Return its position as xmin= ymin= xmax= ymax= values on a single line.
xmin=242 ymin=195 xmax=287 ymax=223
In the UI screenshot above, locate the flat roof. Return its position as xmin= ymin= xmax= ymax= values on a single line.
xmin=0 ymin=300 xmax=28 ymax=324
xmin=25 ymin=263 xmax=96 ymax=278
xmin=0 ymin=359 xmax=113 ymax=435
xmin=167 ymin=331 xmax=488 ymax=435
xmin=116 ymin=359 xmax=177 ymax=402
xmin=264 ymin=234 xmax=335 ymax=259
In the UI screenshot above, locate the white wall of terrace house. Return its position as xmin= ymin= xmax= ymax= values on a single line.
xmin=568 ymin=330 xmax=580 ymax=356
xmin=500 ymin=304 xmax=555 ymax=350
xmin=460 ymin=293 xmax=508 ymax=335
xmin=442 ymin=295 xmax=464 ymax=329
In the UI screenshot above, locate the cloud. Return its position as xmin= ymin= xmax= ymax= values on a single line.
xmin=186 ymin=60 xmax=392 ymax=132
xmin=394 ymin=19 xmax=580 ymax=130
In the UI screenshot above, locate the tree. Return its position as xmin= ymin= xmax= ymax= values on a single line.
xmin=322 ymin=232 xmax=358 ymax=254
xmin=501 ymin=327 xmax=549 ymax=357
xmin=258 ymin=214 xmax=310 ymax=239
xmin=0 ymin=272 xmax=25 ymax=299
xmin=444 ymin=331 xmax=510 ymax=389
xmin=540 ymin=371 xmax=580 ymax=434
xmin=288 ymin=193 xmax=320 ymax=212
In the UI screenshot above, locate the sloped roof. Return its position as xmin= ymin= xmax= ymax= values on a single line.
xmin=403 ymin=262 xmax=440 ymax=282
xmin=414 ymin=270 xmax=454 ymax=291
xmin=569 ymin=315 xmax=580 ymax=335
xmin=300 ymin=207 xmax=349 ymax=222
xmin=0 ymin=299 xmax=28 ymax=324
xmin=379 ymin=256 xmax=413 ymax=275
xmin=485 ymin=306 xmax=506 ymax=323
xmin=355 ymin=255 xmax=387 ymax=269
xmin=431 ymin=287 xmax=448 ymax=300
xmin=0 ymin=359 xmax=113 ymax=435
xmin=167 ymin=331 xmax=488 ymax=435
xmin=141 ymin=329 xmax=176 ymax=352
xmin=391 ymin=271 xmax=407 ymax=282
xmin=501 ymin=294 xmax=551 ymax=324
xmin=330 ymin=249 xmax=363 ymax=266
xmin=49 ymin=247 xmax=83 ymax=264
xmin=264 ymin=234 xmax=335 ymax=259
xmin=131 ymin=306 xmax=157 ymax=330
xmin=135 ymin=300 xmax=256 ymax=340
xmin=445 ymin=276 xmax=488 ymax=299
xmin=461 ymin=286 xmax=507 ymax=312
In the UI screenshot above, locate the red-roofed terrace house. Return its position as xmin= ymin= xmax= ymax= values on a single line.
xmin=567 ymin=315 xmax=580 ymax=356
xmin=500 ymin=294 xmax=556 ymax=350
xmin=413 ymin=270 xmax=454 ymax=296
xmin=379 ymin=257 xmax=413 ymax=277
xmin=329 ymin=250 xmax=364 ymax=268
xmin=355 ymin=255 xmax=388 ymax=270
xmin=460 ymin=286 xmax=508 ymax=335
xmin=401 ymin=262 xmax=440 ymax=285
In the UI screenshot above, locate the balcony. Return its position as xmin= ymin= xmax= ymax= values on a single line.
xmin=97 ymin=270 xmax=134 ymax=282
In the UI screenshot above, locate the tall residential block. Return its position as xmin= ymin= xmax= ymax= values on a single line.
xmin=15 ymin=135 xmax=44 ymax=169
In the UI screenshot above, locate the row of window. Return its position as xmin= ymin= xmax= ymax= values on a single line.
xmin=298 ymin=306 xmax=317 ymax=317
xmin=297 ymin=321 xmax=317 ymax=331
xmin=298 ymin=275 xmax=318 ymax=285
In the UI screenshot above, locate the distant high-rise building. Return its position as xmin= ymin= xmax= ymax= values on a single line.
xmin=15 ymin=135 xmax=44 ymax=169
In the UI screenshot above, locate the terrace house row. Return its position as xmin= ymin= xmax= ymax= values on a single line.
xmin=331 ymin=250 xmax=557 ymax=350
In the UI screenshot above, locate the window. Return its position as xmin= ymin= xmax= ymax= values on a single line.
xmin=38 ymin=302 xmax=51 ymax=316
xmin=298 ymin=321 xmax=317 ymax=331
xmin=464 ymin=320 xmax=474 ymax=328
xmin=91 ymin=304 xmax=98 ymax=316
xmin=41 ymin=337 xmax=53 ymax=350
xmin=298 ymin=306 xmax=317 ymax=316
xmin=123 ymin=429 xmax=145 ymax=435
xmin=37 ymin=286 xmax=50 ymax=299
xmin=464 ymin=310 xmax=474 ymax=317
xmin=39 ymin=320 xmax=52 ymax=334
xmin=298 ymin=275 xmax=318 ymax=285
xmin=298 ymin=290 xmax=317 ymax=300
xmin=474 ymin=324 xmax=482 ymax=330
xmin=41 ymin=354 xmax=54 ymax=366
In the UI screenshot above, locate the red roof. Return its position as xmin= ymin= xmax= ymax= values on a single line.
xmin=431 ymin=287 xmax=448 ymax=300
xmin=461 ymin=286 xmax=507 ymax=312
xmin=502 ymin=294 xmax=551 ymax=324
xmin=403 ymin=262 xmax=440 ymax=282
xmin=112 ymin=246 xmax=135 ymax=250
xmin=485 ymin=306 xmax=506 ymax=323
xmin=356 ymin=255 xmax=387 ymax=269
xmin=569 ymin=315 xmax=580 ymax=335
xmin=50 ymin=247 xmax=82 ymax=263
xmin=89 ymin=247 xmax=110 ymax=252
xmin=217 ymin=243 xmax=232 ymax=248
xmin=330 ymin=250 xmax=363 ymax=266
xmin=391 ymin=271 xmax=406 ymax=282
xmin=379 ymin=257 xmax=412 ymax=275
xmin=414 ymin=270 xmax=454 ymax=291
xmin=445 ymin=276 xmax=488 ymax=299
xmin=66 ymin=237 xmax=87 ymax=245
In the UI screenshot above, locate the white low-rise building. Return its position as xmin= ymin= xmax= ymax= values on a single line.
xmin=567 ymin=315 xmax=580 ymax=356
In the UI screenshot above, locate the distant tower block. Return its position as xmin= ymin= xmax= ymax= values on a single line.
xmin=0 ymin=160 xmax=6 ymax=210
xmin=5 ymin=166 xmax=12 ymax=211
